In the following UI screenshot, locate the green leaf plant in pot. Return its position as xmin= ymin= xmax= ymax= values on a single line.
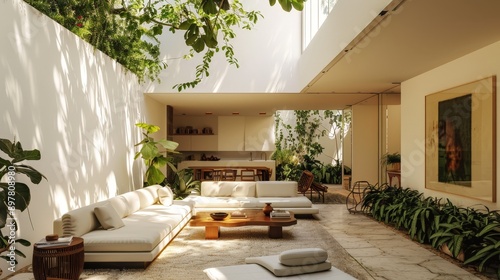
xmin=0 ymin=137 xmax=47 ymax=264
xmin=381 ymin=152 xmax=401 ymax=171
xmin=134 ymin=123 xmax=179 ymax=186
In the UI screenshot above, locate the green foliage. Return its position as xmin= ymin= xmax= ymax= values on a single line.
xmin=273 ymin=110 xmax=350 ymax=183
xmin=134 ymin=123 xmax=179 ymax=186
xmin=362 ymin=185 xmax=500 ymax=276
xmin=0 ymin=138 xmax=47 ymax=261
xmin=165 ymin=166 xmax=200 ymax=199
xmin=269 ymin=0 xmax=304 ymax=12
xmin=24 ymin=0 xmax=304 ymax=88
xmin=381 ymin=152 xmax=401 ymax=165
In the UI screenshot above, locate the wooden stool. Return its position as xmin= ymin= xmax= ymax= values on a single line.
xmin=33 ymin=237 xmax=84 ymax=280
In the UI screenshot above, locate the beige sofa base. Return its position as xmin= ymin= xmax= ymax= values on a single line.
xmin=193 ymin=207 xmax=319 ymax=215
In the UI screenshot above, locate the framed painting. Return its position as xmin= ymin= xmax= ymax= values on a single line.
xmin=425 ymin=76 xmax=496 ymax=202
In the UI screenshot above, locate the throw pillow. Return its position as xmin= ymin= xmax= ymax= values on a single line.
xmin=94 ymin=204 xmax=125 ymax=230
xmin=158 ymin=187 xmax=174 ymax=206
xmin=279 ymin=248 xmax=328 ymax=266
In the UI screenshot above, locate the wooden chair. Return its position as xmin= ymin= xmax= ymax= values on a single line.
xmin=311 ymin=181 xmax=328 ymax=203
xmin=256 ymin=168 xmax=272 ymax=181
xmin=297 ymin=170 xmax=314 ymax=197
xmin=200 ymin=169 xmax=213 ymax=181
xmin=222 ymin=169 xmax=237 ymax=181
xmin=211 ymin=169 xmax=223 ymax=181
xmin=240 ymin=169 xmax=256 ymax=181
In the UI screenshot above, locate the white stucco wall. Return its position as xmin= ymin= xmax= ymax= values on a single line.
xmin=401 ymin=40 xmax=500 ymax=209
xmin=147 ymin=0 xmax=392 ymax=94
xmin=296 ymin=0 xmax=392 ymax=90
xmin=0 ymin=1 xmax=164 ymax=276
xmin=351 ymin=100 xmax=380 ymax=184
xmin=149 ymin=0 xmax=303 ymax=93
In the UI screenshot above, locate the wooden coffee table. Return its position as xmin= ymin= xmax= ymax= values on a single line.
xmin=190 ymin=210 xmax=297 ymax=239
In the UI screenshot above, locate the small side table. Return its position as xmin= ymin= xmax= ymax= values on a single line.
xmin=387 ymin=170 xmax=401 ymax=187
xmin=32 ymin=237 xmax=84 ymax=280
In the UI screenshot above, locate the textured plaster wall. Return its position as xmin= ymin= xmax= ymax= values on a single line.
xmin=0 ymin=1 xmax=164 ymax=277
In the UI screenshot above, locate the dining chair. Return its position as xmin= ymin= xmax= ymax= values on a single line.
xmin=222 ymin=169 xmax=237 ymax=181
xmin=240 ymin=169 xmax=256 ymax=181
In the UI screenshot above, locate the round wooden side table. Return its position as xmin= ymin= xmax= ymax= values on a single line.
xmin=32 ymin=237 xmax=84 ymax=280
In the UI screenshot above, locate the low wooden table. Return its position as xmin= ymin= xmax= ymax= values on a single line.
xmin=190 ymin=210 xmax=297 ymax=239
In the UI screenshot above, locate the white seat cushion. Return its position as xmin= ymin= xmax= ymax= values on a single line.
xmin=279 ymin=248 xmax=328 ymax=266
xmin=245 ymin=255 xmax=331 ymax=277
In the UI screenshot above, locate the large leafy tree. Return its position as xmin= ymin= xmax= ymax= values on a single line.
xmin=24 ymin=0 xmax=305 ymax=90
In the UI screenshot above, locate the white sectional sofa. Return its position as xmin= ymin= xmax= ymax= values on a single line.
xmin=53 ymin=185 xmax=193 ymax=266
xmin=183 ymin=181 xmax=319 ymax=214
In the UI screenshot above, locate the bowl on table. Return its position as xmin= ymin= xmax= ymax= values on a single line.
xmin=210 ymin=212 xmax=228 ymax=221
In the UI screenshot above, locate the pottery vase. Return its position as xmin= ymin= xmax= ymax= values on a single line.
xmin=263 ymin=203 xmax=273 ymax=216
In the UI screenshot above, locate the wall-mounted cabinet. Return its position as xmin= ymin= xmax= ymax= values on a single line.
xmin=172 ymin=115 xmax=275 ymax=152
xmin=244 ymin=116 xmax=275 ymax=151
xmin=172 ymin=135 xmax=191 ymax=151
xmin=218 ymin=116 xmax=245 ymax=151
xmin=192 ymin=135 xmax=218 ymax=151
xmin=172 ymin=135 xmax=218 ymax=151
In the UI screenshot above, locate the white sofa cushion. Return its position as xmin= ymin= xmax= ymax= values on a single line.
xmin=136 ymin=185 xmax=162 ymax=208
xmin=256 ymin=182 xmax=298 ymax=197
xmin=106 ymin=185 xmax=163 ymax=218
xmin=231 ymin=182 xmax=256 ymax=197
xmin=201 ymin=181 xmax=256 ymax=197
xmin=158 ymin=187 xmax=174 ymax=206
xmin=94 ymin=204 xmax=125 ymax=230
xmin=279 ymin=248 xmax=328 ymax=266
xmin=108 ymin=195 xmax=133 ymax=218
xmin=62 ymin=201 xmax=108 ymax=237
xmin=183 ymin=196 xmax=244 ymax=208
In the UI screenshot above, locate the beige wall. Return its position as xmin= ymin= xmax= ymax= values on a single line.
xmin=352 ymin=99 xmax=380 ymax=184
xmin=401 ymin=40 xmax=500 ymax=209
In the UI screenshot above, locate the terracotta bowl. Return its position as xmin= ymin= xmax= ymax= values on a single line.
xmin=210 ymin=212 xmax=228 ymax=221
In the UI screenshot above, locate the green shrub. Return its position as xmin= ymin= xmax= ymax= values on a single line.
xmin=362 ymin=187 xmax=500 ymax=277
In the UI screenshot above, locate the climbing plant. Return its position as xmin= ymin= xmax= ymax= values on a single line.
xmin=24 ymin=0 xmax=305 ymax=89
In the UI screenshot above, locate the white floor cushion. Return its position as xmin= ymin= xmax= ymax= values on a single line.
xmin=204 ymin=264 xmax=357 ymax=280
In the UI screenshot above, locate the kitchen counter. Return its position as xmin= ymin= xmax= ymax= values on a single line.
xmin=178 ymin=160 xmax=276 ymax=181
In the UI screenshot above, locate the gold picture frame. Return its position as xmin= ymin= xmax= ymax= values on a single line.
xmin=425 ymin=76 xmax=496 ymax=202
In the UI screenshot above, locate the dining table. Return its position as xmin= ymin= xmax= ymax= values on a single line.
xmin=185 ymin=165 xmax=272 ymax=181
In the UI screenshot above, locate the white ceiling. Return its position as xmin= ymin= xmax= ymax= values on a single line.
xmin=147 ymin=0 xmax=500 ymax=116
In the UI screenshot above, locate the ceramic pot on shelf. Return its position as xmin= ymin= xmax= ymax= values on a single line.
xmin=262 ymin=203 xmax=273 ymax=216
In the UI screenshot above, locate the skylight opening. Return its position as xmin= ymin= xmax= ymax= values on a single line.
xmin=302 ymin=0 xmax=338 ymax=50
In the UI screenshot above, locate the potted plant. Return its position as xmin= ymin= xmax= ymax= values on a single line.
xmin=0 ymin=137 xmax=46 ymax=264
xmin=134 ymin=123 xmax=179 ymax=186
xmin=165 ymin=167 xmax=200 ymax=199
xmin=381 ymin=152 xmax=401 ymax=171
